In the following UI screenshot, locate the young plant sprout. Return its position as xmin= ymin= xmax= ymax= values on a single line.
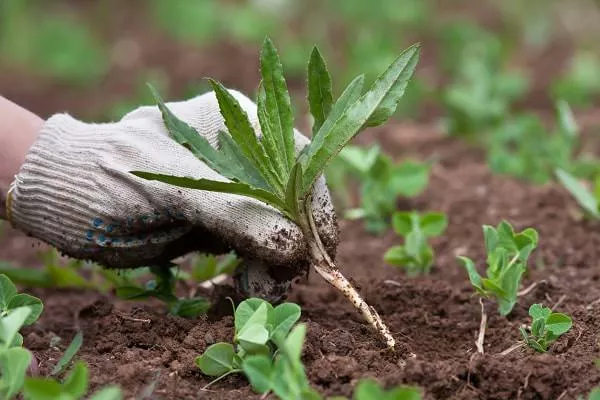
xmin=459 ymin=221 xmax=538 ymax=353
xmin=384 ymin=211 xmax=447 ymax=275
xmin=132 ymin=37 xmax=420 ymax=347
xmin=556 ymin=168 xmax=600 ymax=219
xmin=334 ymin=145 xmax=431 ymax=234
xmin=520 ymin=303 xmax=572 ymax=353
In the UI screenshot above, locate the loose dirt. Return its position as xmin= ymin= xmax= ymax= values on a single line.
xmin=1 ymin=121 xmax=598 ymax=399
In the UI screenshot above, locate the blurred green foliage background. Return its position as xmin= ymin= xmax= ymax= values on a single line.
xmin=2 ymin=0 xmax=600 ymax=121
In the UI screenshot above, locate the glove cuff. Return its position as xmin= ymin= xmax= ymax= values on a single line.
xmin=8 ymin=114 xmax=117 ymax=251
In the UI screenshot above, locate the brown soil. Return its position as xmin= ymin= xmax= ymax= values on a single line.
xmin=4 ymin=1 xmax=600 ymax=399
xmin=1 ymin=122 xmax=597 ymax=400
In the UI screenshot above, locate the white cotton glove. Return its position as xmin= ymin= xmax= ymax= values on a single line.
xmin=7 ymin=90 xmax=338 ymax=295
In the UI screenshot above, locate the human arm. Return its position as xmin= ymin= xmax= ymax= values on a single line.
xmin=0 ymin=96 xmax=43 ymax=219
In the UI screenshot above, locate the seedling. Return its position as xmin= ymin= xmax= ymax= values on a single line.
xmin=488 ymin=101 xmax=590 ymax=185
xmin=335 ymin=145 xmax=430 ymax=234
xmin=22 ymin=361 xmax=122 ymax=400
xmin=350 ymin=380 xmax=422 ymax=400
xmin=133 ymin=37 xmax=420 ymax=347
xmin=556 ymin=168 xmax=600 ymax=219
xmin=0 ymin=274 xmax=43 ymax=343
xmin=551 ymin=51 xmax=600 ymax=108
xmin=384 ymin=211 xmax=447 ymax=275
xmin=459 ymin=221 xmax=538 ymax=353
xmin=520 ymin=303 xmax=572 ymax=353
xmin=190 ymin=252 xmax=241 ymax=283
xmin=195 ymin=298 xmax=301 ymax=381
xmin=116 ymin=266 xmax=209 ymax=318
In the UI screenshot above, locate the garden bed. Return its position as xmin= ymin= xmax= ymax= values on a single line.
xmin=2 ymin=121 xmax=598 ymax=399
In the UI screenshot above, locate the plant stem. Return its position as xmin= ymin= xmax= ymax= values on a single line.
xmin=476 ymin=297 xmax=487 ymax=354
xmin=302 ymin=201 xmax=396 ymax=348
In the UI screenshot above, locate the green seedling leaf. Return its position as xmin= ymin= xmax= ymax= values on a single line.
xmin=0 ymin=306 xmax=31 ymax=349
xmin=392 ymin=212 xmax=412 ymax=236
xmin=308 ymin=46 xmax=333 ymax=135
xmin=528 ymin=303 xmax=551 ymax=320
xmin=420 ymin=213 xmax=448 ymax=237
xmin=556 ymin=168 xmax=599 ymax=217
xmin=195 ymin=343 xmax=237 ymax=376
xmin=522 ymin=303 xmax=573 ymax=352
xmin=282 ymin=323 xmax=306 ymax=361
xmin=354 ymin=379 xmax=422 ymax=400
xmin=384 ymin=246 xmax=411 ymax=266
xmin=285 ymin=163 xmax=304 ymax=220
xmin=235 ymin=298 xmax=272 ymax=334
xmin=237 ymin=323 xmax=270 ymax=353
xmin=51 ymin=331 xmax=83 ymax=376
xmin=191 ymin=252 xmax=240 ymax=283
xmin=270 ymin=303 xmax=301 ymax=344
xmin=23 ymin=378 xmax=63 ymax=400
xmin=0 ymin=346 xmax=32 ymax=399
xmin=88 ymin=386 xmax=123 ymax=400
xmin=241 ymin=354 xmax=273 ymax=394
xmin=458 ymin=256 xmax=484 ymax=294
xmin=130 ymin=173 xmax=289 ymax=217
xmin=169 ymin=297 xmax=210 ymax=318
xmin=546 ymin=313 xmax=573 ymax=336
xmin=62 ymin=361 xmax=89 ymax=399
xmin=0 ymin=274 xmax=17 ymax=309
xmin=260 ymin=37 xmax=295 ymax=173
xmin=8 ymin=294 xmax=43 ymax=325
xmin=303 ymin=45 xmax=420 ymax=194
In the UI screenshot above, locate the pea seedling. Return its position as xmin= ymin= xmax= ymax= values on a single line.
xmin=459 ymin=221 xmax=538 ymax=353
xmin=384 ymin=211 xmax=447 ymax=275
xmin=520 ymin=303 xmax=572 ymax=353
xmin=195 ymin=298 xmax=301 ymax=382
xmin=133 ymin=37 xmax=420 ymax=347
xmin=0 ymin=274 xmax=43 ymax=347
xmin=556 ymin=168 xmax=600 ymax=219
xmin=336 ymin=145 xmax=430 ymax=234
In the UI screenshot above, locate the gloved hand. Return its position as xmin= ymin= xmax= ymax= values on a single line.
xmin=6 ymin=90 xmax=338 ymax=299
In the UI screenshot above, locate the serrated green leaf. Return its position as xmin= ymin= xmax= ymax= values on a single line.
xmin=62 ymin=361 xmax=89 ymax=398
xmin=209 ymin=79 xmax=283 ymax=193
xmin=556 ymin=168 xmax=599 ymax=217
xmin=257 ymin=82 xmax=286 ymax=183
xmin=270 ymin=303 xmax=301 ymax=345
xmin=0 ymin=347 xmax=31 ymax=399
xmin=302 ymin=45 xmax=420 ymax=195
xmin=364 ymin=44 xmax=421 ymax=127
xmin=51 ymin=331 xmax=83 ymax=376
xmin=242 ymin=355 xmax=273 ymax=394
xmin=130 ymin=172 xmax=289 ymax=217
xmin=217 ymin=131 xmax=272 ymax=191
xmin=260 ymin=37 xmax=295 ymax=172
xmin=195 ymin=342 xmax=237 ymax=377
xmin=307 ymin=75 xmax=365 ymax=173
xmin=420 ymin=213 xmax=448 ymax=237
xmin=0 ymin=274 xmax=17 ymax=310
xmin=148 ymin=85 xmax=238 ymax=178
xmin=285 ymin=163 xmax=304 ymax=220
xmin=546 ymin=313 xmax=572 ymax=336
xmin=308 ymin=46 xmax=333 ymax=135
